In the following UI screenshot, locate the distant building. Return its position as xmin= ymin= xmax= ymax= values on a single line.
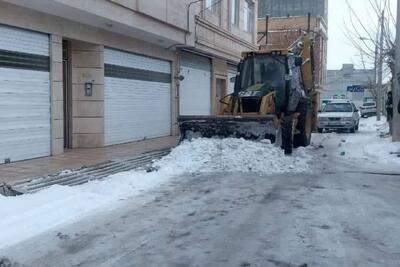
xmin=324 ymin=64 xmax=375 ymax=107
xmin=258 ymin=0 xmax=328 ymax=22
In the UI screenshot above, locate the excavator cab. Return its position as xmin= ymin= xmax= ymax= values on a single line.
xmin=235 ymin=53 xmax=285 ymax=110
xmin=224 ymin=51 xmax=304 ymax=115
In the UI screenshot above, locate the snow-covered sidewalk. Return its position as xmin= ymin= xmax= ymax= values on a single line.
xmin=0 ymin=138 xmax=313 ymax=250
xmin=312 ymin=116 xmax=400 ymax=169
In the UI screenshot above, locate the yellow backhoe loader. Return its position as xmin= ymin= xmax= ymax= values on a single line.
xmin=178 ymin=33 xmax=319 ymax=155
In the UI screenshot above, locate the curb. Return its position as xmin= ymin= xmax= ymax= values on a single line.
xmin=1 ymin=149 xmax=170 ymax=197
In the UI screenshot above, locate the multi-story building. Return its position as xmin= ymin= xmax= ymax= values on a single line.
xmin=258 ymin=0 xmax=328 ymax=22
xmin=325 ymin=64 xmax=375 ymax=107
xmin=257 ymin=15 xmax=328 ymax=88
xmin=0 ymin=0 xmax=257 ymax=164
xmin=256 ymin=0 xmax=328 ymax=90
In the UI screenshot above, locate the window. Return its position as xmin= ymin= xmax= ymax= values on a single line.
xmin=243 ymin=0 xmax=254 ymax=32
xmin=231 ymin=0 xmax=239 ymax=26
xmin=240 ymin=54 xmax=286 ymax=91
xmin=323 ymin=103 xmax=353 ymax=113
xmin=205 ymin=0 xmax=219 ymax=13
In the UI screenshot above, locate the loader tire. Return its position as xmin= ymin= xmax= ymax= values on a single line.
xmin=294 ymin=100 xmax=312 ymax=148
xmin=282 ymin=116 xmax=294 ymax=155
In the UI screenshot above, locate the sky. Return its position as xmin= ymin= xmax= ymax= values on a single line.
xmin=327 ymin=0 xmax=397 ymax=70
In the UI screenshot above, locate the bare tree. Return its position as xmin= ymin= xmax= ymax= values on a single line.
xmin=343 ymin=0 xmax=396 ymax=104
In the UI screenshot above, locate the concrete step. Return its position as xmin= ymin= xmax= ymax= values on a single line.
xmin=3 ymin=149 xmax=170 ymax=196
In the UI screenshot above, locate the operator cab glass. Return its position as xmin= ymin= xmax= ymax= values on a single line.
xmin=323 ymin=103 xmax=353 ymax=112
xmin=238 ymin=54 xmax=286 ymax=97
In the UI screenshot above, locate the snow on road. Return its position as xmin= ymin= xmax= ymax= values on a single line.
xmin=312 ymin=116 xmax=400 ymax=167
xmin=1 ymin=118 xmax=397 ymax=251
xmin=0 ymin=138 xmax=312 ymax=250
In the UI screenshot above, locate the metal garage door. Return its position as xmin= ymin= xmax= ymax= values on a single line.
xmin=179 ymin=52 xmax=211 ymax=115
xmin=104 ymin=48 xmax=172 ymax=145
xmin=0 ymin=25 xmax=50 ymax=164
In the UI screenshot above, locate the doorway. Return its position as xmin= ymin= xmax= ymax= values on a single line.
xmin=215 ymin=78 xmax=227 ymax=114
xmin=62 ymin=40 xmax=72 ymax=148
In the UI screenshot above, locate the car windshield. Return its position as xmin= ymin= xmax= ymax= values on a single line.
xmin=240 ymin=54 xmax=286 ymax=92
xmin=323 ymin=103 xmax=353 ymax=112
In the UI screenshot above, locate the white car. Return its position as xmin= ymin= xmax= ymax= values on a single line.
xmin=359 ymin=101 xmax=377 ymax=117
xmin=317 ymin=100 xmax=360 ymax=133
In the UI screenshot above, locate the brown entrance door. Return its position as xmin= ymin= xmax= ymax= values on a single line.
xmin=215 ymin=78 xmax=227 ymax=114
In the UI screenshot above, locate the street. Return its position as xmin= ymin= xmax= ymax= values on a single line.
xmin=1 ymin=1 xmax=400 ymax=266
xmin=1 ymin=118 xmax=400 ymax=267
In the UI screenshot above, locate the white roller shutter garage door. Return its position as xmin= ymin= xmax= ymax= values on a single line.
xmin=179 ymin=52 xmax=211 ymax=115
xmin=0 ymin=25 xmax=50 ymax=164
xmin=104 ymin=48 xmax=172 ymax=145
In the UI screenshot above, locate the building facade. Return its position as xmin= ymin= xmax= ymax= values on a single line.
xmin=257 ymin=15 xmax=328 ymax=88
xmin=324 ymin=64 xmax=375 ymax=107
xmin=0 ymin=0 xmax=257 ymax=164
xmin=258 ymin=0 xmax=328 ymax=22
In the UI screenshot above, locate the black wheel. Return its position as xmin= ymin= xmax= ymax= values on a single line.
xmin=282 ymin=116 xmax=294 ymax=155
xmin=293 ymin=100 xmax=312 ymax=148
xmin=355 ymin=122 xmax=359 ymax=131
xmin=317 ymin=128 xmax=323 ymax=133
xmin=350 ymin=126 xmax=355 ymax=133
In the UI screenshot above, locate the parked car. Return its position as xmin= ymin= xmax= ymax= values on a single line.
xmin=359 ymin=101 xmax=377 ymax=117
xmin=317 ymin=100 xmax=360 ymax=133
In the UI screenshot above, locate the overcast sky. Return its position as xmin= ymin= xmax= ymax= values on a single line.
xmin=327 ymin=0 xmax=397 ymax=70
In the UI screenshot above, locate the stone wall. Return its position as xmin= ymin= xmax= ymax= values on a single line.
xmin=70 ymin=41 xmax=105 ymax=148
xmin=50 ymin=35 xmax=64 ymax=155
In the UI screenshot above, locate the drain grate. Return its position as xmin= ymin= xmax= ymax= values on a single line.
xmin=2 ymin=149 xmax=170 ymax=196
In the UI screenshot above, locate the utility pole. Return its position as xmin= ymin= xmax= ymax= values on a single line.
xmin=374 ymin=36 xmax=378 ymax=108
xmin=377 ymin=10 xmax=384 ymax=121
xmin=393 ymin=0 xmax=400 ymax=141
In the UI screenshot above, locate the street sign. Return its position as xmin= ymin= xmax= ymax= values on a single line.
xmin=333 ymin=94 xmax=346 ymax=99
xmin=347 ymin=85 xmax=365 ymax=92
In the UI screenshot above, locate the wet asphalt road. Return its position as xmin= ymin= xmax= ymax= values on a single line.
xmin=1 ymin=144 xmax=400 ymax=267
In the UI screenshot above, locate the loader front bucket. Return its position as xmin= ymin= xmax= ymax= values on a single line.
xmin=178 ymin=115 xmax=278 ymax=142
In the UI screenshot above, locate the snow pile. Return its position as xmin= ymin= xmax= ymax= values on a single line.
xmin=156 ymin=138 xmax=313 ymax=175
xmin=363 ymin=138 xmax=400 ymax=162
xmin=312 ymin=116 xmax=400 ymax=165
xmin=0 ymin=138 xmax=312 ymax=250
xmin=358 ymin=116 xmax=388 ymax=133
